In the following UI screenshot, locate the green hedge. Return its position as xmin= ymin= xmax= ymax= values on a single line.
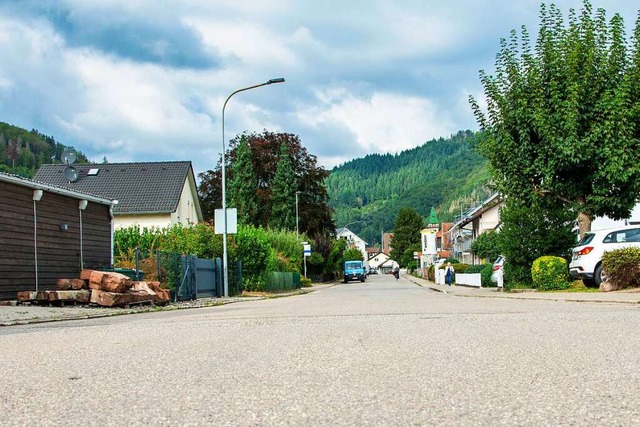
xmin=531 ymin=256 xmax=570 ymax=290
xmin=602 ymin=247 xmax=640 ymax=289
xmin=465 ymin=263 xmax=494 ymax=287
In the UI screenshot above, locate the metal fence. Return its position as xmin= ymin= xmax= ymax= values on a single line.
xmin=134 ymin=251 xmax=243 ymax=301
xmin=263 ymin=271 xmax=301 ymax=292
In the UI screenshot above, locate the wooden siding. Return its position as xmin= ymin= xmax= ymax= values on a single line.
xmin=0 ymin=181 xmax=112 ymax=300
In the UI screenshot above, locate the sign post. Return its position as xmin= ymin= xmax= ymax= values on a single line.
xmin=303 ymin=242 xmax=311 ymax=278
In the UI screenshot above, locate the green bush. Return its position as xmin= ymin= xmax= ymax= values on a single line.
xmin=427 ymin=265 xmax=435 ymax=281
xmin=465 ymin=263 xmax=494 ymax=287
xmin=531 ymin=256 xmax=570 ymax=290
xmin=439 ymin=263 xmax=469 ymax=273
xmin=602 ymin=247 xmax=640 ymax=289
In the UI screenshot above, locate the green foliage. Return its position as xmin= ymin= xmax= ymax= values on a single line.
xmin=0 ymin=121 xmax=89 ymax=177
xmin=114 ymin=223 xmax=307 ymax=291
xmin=470 ymin=1 xmax=640 ymax=233
xmin=263 ymin=228 xmax=303 ymax=272
xmin=269 ymin=143 xmax=297 ymax=231
xmin=229 ymin=136 xmax=259 ymax=226
xmin=465 ymin=263 xmax=494 ymax=287
xmin=325 ymin=238 xmax=347 ymax=275
xmin=602 ymin=247 xmax=640 ymax=289
xmin=326 ymin=130 xmax=491 ymax=246
xmin=343 ymin=247 xmax=364 ymax=261
xmin=300 ymin=276 xmax=312 ymax=287
xmin=390 ymin=208 xmax=424 ymax=267
xmin=444 ymin=258 xmax=460 ymax=264
xmin=470 ymin=231 xmax=501 ymax=261
xmin=498 ymin=199 xmax=575 ymax=287
xmin=199 ymin=130 xmax=335 ymax=238
xmin=439 ymin=263 xmax=469 ymax=274
xmin=231 ymin=226 xmax=273 ymax=287
xmin=531 ymin=256 xmax=571 ymax=290
xmin=427 ymin=265 xmax=435 ymax=281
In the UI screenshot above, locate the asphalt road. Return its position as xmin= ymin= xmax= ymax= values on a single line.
xmin=1 ymin=274 xmax=640 ymax=426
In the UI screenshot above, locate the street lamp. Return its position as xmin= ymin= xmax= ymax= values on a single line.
xmin=295 ymin=191 xmax=302 ymax=239
xmin=221 ymin=77 xmax=285 ymax=297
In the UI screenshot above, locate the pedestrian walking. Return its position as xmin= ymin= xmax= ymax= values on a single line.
xmin=444 ymin=262 xmax=455 ymax=286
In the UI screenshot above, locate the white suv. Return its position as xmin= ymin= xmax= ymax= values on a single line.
xmin=569 ymin=225 xmax=640 ymax=286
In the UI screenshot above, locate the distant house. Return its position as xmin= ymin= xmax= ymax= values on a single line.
xmin=368 ymin=251 xmax=392 ymax=273
xmin=449 ymin=193 xmax=504 ymax=264
xmin=437 ymin=222 xmax=454 ymax=259
xmin=366 ymin=247 xmax=380 ymax=260
xmin=336 ymin=227 xmax=367 ymax=262
xmin=0 ymin=172 xmax=116 ymax=300
xmin=35 ymin=161 xmax=203 ymax=230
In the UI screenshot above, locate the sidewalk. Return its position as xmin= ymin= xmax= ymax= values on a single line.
xmin=0 ymin=284 xmax=334 ymax=327
xmin=404 ymin=274 xmax=640 ymax=305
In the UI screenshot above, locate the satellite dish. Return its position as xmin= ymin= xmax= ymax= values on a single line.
xmin=64 ymin=166 xmax=79 ymax=182
xmin=61 ymin=149 xmax=77 ymax=165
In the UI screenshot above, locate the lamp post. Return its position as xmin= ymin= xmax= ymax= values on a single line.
xmin=221 ymin=78 xmax=285 ymax=297
xmin=295 ymin=191 xmax=302 ymax=239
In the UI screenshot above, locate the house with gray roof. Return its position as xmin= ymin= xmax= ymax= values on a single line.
xmin=35 ymin=161 xmax=203 ymax=230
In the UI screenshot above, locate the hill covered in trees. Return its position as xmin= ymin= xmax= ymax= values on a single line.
xmin=326 ymin=130 xmax=492 ymax=246
xmin=0 ymin=121 xmax=89 ymax=177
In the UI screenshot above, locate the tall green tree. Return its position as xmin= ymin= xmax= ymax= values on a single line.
xmin=470 ymin=1 xmax=640 ymax=237
xmin=198 ymin=131 xmax=335 ymax=237
xmin=390 ymin=207 xmax=424 ymax=267
xmin=498 ymin=198 xmax=576 ymax=286
xmin=229 ymin=137 xmax=259 ymax=226
xmin=269 ymin=143 xmax=296 ymax=230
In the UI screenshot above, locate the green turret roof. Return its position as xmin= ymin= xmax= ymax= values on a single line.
xmin=427 ymin=207 xmax=439 ymax=225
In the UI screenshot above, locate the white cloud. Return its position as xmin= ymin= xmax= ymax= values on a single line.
xmin=299 ymin=87 xmax=455 ymax=157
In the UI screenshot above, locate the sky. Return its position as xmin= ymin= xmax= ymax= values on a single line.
xmin=0 ymin=0 xmax=638 ymax=177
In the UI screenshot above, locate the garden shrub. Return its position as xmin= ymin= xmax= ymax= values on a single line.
xmin=531 ymin=256 xmax=570 ymax=290
xmin=438 ymin=263 xmax=469 ymax=273
xmin=601 ymin=247 xmax=640 ymax=289
xmin=465 ymin=264 xmax=494 ymax=287
xmin=427 ymin=265 xmax=435 ymax=281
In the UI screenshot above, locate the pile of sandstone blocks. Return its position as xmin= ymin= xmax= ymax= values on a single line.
xmin=17 ymin=270 xmax=171 ymax=307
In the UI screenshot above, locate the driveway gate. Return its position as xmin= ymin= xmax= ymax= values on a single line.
xmin=171 ymin=255 xmax=241 ymax=301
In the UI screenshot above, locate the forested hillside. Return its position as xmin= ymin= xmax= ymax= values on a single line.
xmin=0 ymin=121 xmax=88 ymax=177
xmin=326 ymin=130 xmax=492 ymax=246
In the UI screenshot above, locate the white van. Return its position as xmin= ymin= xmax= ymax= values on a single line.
xmin=569 ymin=225 xmax=640 ymax=286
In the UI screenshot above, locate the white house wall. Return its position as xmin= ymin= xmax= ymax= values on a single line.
xmin=478 ymin=204 xmax=501 ymax=234
xmin=170 ymin=179 xmax=199 ymax=226
xmin=115 ymin=214 xmax=173 ymax=230
xmin=591 ymin=203 xmax=640 ymax=231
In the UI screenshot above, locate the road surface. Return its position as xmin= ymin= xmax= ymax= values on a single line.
xmin=1 ymin=274 xmax=639 ymax=426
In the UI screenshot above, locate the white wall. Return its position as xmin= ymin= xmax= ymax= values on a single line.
xmin=115 ymin=214 xmax=172 ymax=230
xmin=478 ymin=203 xmax=501 ymax=234
xmin=591 ymin=203 xmax=640 ymax=231
xmin=170 ymin=179 xmax=199 ymax=226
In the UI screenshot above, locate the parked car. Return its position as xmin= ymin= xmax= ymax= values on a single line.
xmin=491 ymin=256 xmax=505 ymax=285
xmin=569 ymin=225 xmax=640 ymax=286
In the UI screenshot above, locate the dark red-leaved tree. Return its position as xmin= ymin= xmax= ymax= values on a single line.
xmin=198 ymin=130 xmax=335 ymax=238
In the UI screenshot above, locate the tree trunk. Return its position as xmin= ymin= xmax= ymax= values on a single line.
xmin=577 ymin=211 xmax=592 ymax=239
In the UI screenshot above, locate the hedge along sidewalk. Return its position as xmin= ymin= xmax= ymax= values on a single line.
xmin=405 ymin=274 xmax=640 ymax=305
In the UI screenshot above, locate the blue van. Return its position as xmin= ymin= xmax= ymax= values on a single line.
xmin=343 ymin=260 xmax=366 ymax=283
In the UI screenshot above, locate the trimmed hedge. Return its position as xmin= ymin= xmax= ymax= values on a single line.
xmin=439 ymin=263 xmax=470 ymax=273
xmin=531 ymin=256 xmax=570 ymax=290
